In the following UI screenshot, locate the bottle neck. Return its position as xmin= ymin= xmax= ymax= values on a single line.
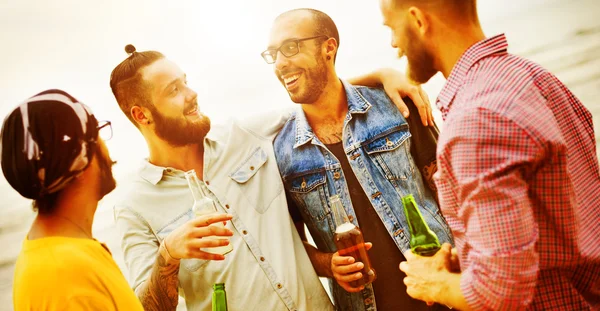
xmin=330 ymin=195 xmax=350 ymax=227
xmin=185 ymin=169 xmax=208 ymax=201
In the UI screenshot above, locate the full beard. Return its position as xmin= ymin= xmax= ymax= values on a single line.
xmin=150 ymin=105 xmax=211 ymax=147
xmin=404 ymin=28 xmax=438 ymax=84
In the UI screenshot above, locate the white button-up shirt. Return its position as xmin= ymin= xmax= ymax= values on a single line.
xmin=114 ymin=112 xmax=333 ymax=311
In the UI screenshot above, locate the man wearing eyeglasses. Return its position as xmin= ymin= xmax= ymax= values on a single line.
xmin=1 ymin=89 xmax=144 ymax=310
xmin=108 ymin=39 xmax=435 ymax=309
xmin=265 ymin=9 xmax=453 ymax=311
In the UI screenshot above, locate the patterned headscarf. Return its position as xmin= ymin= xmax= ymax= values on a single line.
xmin=1 ymin=89 xmax=99 ymax=200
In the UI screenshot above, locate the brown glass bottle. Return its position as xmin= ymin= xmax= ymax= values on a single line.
xmin=330 ymin=195 xmax=376 ymax=287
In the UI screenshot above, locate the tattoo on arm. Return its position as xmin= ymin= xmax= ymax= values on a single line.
xmin=137 ymin=244 xmax=181 ymax=311
xmin=422 ymin=161 xmax=438 ymax=194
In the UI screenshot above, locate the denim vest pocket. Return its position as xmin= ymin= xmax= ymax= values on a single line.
xmin=364 ymin=126 xmax=414 ymax=182
xmin=156 ymin=209 xmax=209 ymax=272
xmin=286 ymin=170 xmax=333 ymax=247
xmin=229 ymin=147 xmax=279 ymax=214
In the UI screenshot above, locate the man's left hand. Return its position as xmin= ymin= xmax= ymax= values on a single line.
xmin=400 ymin=243 xmax=453 ymax=304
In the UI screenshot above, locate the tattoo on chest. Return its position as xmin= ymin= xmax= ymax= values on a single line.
xmin=315 ymin=123 xmax=343 ymax=145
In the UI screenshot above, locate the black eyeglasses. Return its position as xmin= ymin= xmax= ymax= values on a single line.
xmin=261 ymin=35 xmax=328 ymax=64
xmin=97 ymin=120 xmax=113 ymax=141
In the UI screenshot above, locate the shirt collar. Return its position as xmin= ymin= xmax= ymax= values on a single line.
xmin=436 ymin=34 xmax=509 ymax=120
xmin=137 ymin=132 xmax=220 ymax=185
xmin=138 ymin=160 xmax=166 ymax=185
xmin=293 ymin=79 xmax=371 ymax=148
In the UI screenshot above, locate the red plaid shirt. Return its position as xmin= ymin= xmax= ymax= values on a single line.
xmin=434 ymin=34 xmax=600 ymax=310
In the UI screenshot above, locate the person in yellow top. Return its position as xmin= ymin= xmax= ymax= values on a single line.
xmin=1 ymin=89 xmax=143 ymax=310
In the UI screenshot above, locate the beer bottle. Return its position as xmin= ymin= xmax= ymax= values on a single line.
xmin=401 ymin=194 xmax=441 ymax=256
xmin=185 ymin=169 xmax=233 ymax=255
xmin=212 ymin=283 xmax=228 ymax=311
xmin=330 ymin=195 xmax=376 ymax=287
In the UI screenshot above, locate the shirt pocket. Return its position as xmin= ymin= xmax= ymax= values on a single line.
xmin=364 ymin=125 xmax=414 ymax=178
xmin=155 ymin=209 xmax=209 ymax=272
xmin=229 ymin=146 xmax=281 ymax=214
xmin=364 ymin=126 xmax=420 ymax=199
xmin=285 ymin=170 xmax=333 ymax=246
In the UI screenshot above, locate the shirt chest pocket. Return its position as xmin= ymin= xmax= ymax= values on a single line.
xmin=364 ymin=126 xmax=414 ymax=181
xmin=229 ymin=147 xmax=282 ymax=214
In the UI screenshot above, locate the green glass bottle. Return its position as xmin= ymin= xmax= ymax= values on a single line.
xmin=212 ymin=283 xmax=228 ymax=311
xmin=402 ymin=194 xmax=441 ymax=256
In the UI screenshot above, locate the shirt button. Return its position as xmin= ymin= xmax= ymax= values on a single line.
xmin=260 ymin=256 xmax=265 ymax=261
xmin=242 ymin=230 xmax=248 ymax=235
xmin=348 ymin=215 xmax=354 ymax=222
xmin=277 ymin=283 xmax=282 ymax=289
xmin=250 ymin=166 xmax=255 ymax=171
xmin=385 ymin=138 xmax=393 ymax=147
xmin=205 ymin=181 xmax=210 ymax=186
xmin=333 ymin=172 xmax=341 ymax=179
xmin=225 ymin=204 xmax=230 ymax=209
xmin=166 ymin=168 xmax=173 ymax=173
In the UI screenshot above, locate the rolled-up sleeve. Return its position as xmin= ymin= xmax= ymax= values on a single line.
xmin=440 ymin=107 xmax=543 ymax=310
xmin=114 ymin=205 xmax=160 ymax=296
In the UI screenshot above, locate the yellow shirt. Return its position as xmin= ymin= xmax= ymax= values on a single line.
xmin=13 ymin=236 xmax=143 ymax=311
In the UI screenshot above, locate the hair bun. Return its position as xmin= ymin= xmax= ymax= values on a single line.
xmin=125 ymin=44 xmax=136 ymax=55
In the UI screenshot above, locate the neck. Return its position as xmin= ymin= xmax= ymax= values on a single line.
xmin=146 ymin=135 xmax=204 ymax=177
xmin=302 ymin=78 xmax=347 ymax=128
xmin=438 ymin=24 xmax=486 ymax=78
xmin=28 ymin=184 xmax=98 ymax=240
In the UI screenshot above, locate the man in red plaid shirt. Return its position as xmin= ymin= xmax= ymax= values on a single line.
xmin=379 ymin=0 xmax=600 ymax=310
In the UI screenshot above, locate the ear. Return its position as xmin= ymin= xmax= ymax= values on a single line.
xmin=131 ymin=106 xmax=152 ymax=126
xmin=323 ymin=37 xmax=338 ymax=62
xmin=407 ymin=6 xmax=429 ymax=36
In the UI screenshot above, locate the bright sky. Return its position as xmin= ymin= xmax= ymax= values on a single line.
xmin=0 ymin=0 xmax=560 ymax=192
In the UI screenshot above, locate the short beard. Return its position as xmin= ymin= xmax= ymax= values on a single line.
xmin=282 ymin=50 xmax=329 ymax=104
xmin=96 ymin=148 xmax=116 ymax=200
xmin=150 ymin=105 xmax=211 ymax=147
xmin=405 ymin=28 xmax=438 ymax=84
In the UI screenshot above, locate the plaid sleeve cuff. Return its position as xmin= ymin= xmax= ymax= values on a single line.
xmin=460 ymin=258 xmax=538 ymax=310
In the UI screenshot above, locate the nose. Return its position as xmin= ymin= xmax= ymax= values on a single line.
xmin=186 ymin=85 xmax=198 ymax=102
xmin=274 ymin=50 xmax=290 ymax=71
xmin=391 ymin=34 xmax=398 ymax=48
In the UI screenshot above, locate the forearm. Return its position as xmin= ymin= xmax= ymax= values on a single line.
xmin=435 ymin=272 xmax=472 ymax=311
xmin=136 ymin=242 xmax=181 ymax=311
xmin=303 ymin=241 xmax=334 ymax=278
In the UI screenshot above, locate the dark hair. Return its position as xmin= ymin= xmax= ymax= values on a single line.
xmin=109 ymin=44 xmax=165 ymax=127
xmin=277 ymin=8 xmax=341 ymax=62
xmin=32 ymin=193 xmax=59 ymax=215
xmin=392 ymin=0 xmax=478 ymax=23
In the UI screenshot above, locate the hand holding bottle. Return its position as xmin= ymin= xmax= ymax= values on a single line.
xmin=164 ymin=213 xmax=234 ymax=261
xmin=330 ymin=242 xmax=373 ymax=292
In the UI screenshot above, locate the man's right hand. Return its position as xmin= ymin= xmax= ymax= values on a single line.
xmin=331 ymin=242 xmax=373 ymax=293
xmin=163 ymin=213 xmax=233 ymax=261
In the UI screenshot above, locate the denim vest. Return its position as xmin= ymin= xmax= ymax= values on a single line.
xmin=274 ymin=80 xmax=454 ymax=311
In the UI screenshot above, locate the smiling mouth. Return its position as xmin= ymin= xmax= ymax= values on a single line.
xmin=281 ymin=73 xmax=301 ymax=89
xmin=185 ymin=105 xmax=199 ymax=116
